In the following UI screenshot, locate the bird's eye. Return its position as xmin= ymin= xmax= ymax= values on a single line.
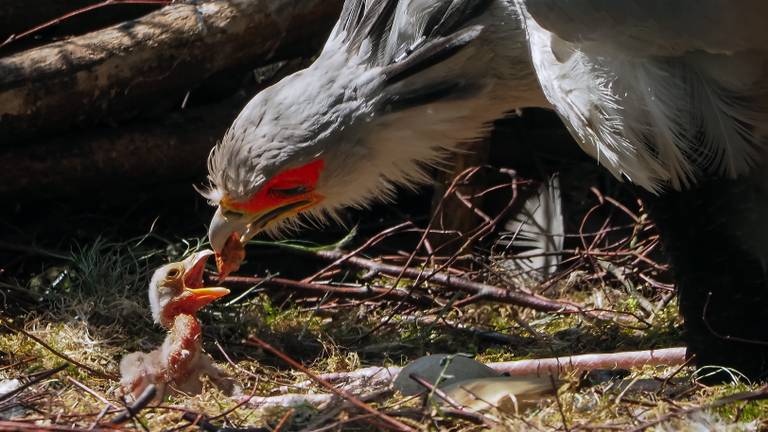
xmin=167 ymin=268 xmax=181 ymax=279
xmin=269 ymin=185 xmax=309 ymax=198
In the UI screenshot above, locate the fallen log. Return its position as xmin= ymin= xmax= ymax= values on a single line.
xmin=0 ymin=58 xmax=308 ymax=197
xmin=0 ymin=0 xmax=342 ymax=144
xmin=0 ymin=98 xmax=234 ymax=197
xmin=0 ymin=1 xmax=163 ymax=49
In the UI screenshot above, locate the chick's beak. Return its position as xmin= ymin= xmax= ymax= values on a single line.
xmin=176 ymin=249 xmax=230 ymax=313
xmin=179 ymin=286 xmax=230 ymax=313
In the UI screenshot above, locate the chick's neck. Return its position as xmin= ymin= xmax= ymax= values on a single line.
xmin=162 ymin=313 xmax=203 ymax=382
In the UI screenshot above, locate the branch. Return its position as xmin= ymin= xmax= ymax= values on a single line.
xmin=246 ymin=336 xmax=415 ymax=432
xmin=0 ymin=0 xmax=342 ymax=143
xmin=306 ymin=249 xmax=639 ymax=324
xmin=0 ymin=0 xmax=171 ymax=49
xmin=282 ymin=347 xmax=688 ymax=391
xmin=626 ymin=385 xmax=768 ymax=432
xmin=217 ymin=275 xmax=437 ymax=308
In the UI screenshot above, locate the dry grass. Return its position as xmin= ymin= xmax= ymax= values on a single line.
xmin=2 ymin=174 xmax=767 ymax=431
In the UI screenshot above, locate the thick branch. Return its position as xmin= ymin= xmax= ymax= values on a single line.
xmin=0 ymin=0 xmax=342 ymax=144
xmin=281 ymin=347 xmax=688 ymax=391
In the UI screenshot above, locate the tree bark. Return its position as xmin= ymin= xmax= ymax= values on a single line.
xmin=0 ymin=0 xmax=342 ymax=145
xmin=0 ymin=99 xmax=235 ymax=197
xmin=0 ymin=1 xmax=161 ymax=46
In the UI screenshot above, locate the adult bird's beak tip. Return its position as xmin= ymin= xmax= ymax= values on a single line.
xmin=208 ymin=206 xmax=249 ymax=254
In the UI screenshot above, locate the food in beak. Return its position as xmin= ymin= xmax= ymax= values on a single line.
xmin=216 ymin=233 xmax=245 ymax=280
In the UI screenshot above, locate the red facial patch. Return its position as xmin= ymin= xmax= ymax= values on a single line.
xmin=225 ymin=159 xmax=325 ymax=213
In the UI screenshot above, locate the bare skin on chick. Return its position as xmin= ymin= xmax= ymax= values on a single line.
xmin=120 ymin=250 xmax=236 ymax=401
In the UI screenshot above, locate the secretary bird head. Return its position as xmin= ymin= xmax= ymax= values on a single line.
xmin=202 ymin=0 xmax=543 ymax=252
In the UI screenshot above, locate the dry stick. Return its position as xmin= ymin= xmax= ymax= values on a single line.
xmin=67 ymin=377 xmax=117 ymax=408
xmin=307 ymin=250 xmax=638 ymax=324
xmin=0 ymin=421 xmax=114 ymax=432
xmin=273 ymin=409 xmax=294 ymax=432
xmin=284 ymin=348 xmax=688 ymax=391
xmin=109 ymin=384 xmax=157 ymax=425
xmin=3 ymin=324 xmax=118 ymax=380
xmin=0 ymin=364 xmax=68 ymax=403
xmin=0 ymin=0 xmax=171 ymax=49
xmin=217 ymin=275 xmax=436 ymax=308
xmin=409 ymin=374 xmax=495 ymax=427
xmin=246 ymin=336 xmax=415 ymax=432
xmin=303 ymin=221 xmax=414 ymax=283
xmin=0 ymin=356 xmax=36 ymax=372
xmin=626 ymin=385 xmax=768 ymax=432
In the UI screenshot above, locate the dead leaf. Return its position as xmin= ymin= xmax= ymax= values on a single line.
xmin=394 ymin=354 xmax=500 ymax=396
xmin=439 ymin=375 xmax=558 ymax=413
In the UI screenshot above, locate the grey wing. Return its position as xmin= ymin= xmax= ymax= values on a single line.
xmin=330 ymin=0 xmax=492 ymax=64
xmin=521 ymin=0 xmax=768 ymax=55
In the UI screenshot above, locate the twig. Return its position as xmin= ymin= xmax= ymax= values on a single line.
xmin=409 ymin=374 xmax=498 ymax=427
xmin=490 ymin=348 xmax=687 ymax=376
xmin=3 ymin=324 xmax=118 ymax=380
xmin=180 ymin=411 xmax=270 ymax=432
xmin=0 ymin=364 xmax=68 ymax=403
xmin=246 ymin=336 xmax=415 ymax=431
xmin=215 ymin=275 xmax=435 ymax=308
xmin=0 ymin=356 xmax=36 ymax=372
xmin=67 ymin=377 xmax=116 ymax=408
xmin=626 ymin=385 xmax=768 ymax=432
xmin=109 ymin=385 xmax=157 ymax=425
xmin=0 ymin=0 xmax=171 ymax=49
xmin=0 ymin=421 xmax=113 ymax=431
xmin=273 ymin=409 xmax=294 ymax=432
xmin=307 ymin=250 xmax=638 ymax=324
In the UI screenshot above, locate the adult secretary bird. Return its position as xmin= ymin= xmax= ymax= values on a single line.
xmin=203 ymin=0 xmax=768 ymax=379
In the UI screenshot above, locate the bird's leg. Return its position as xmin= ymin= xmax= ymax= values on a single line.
xmin=196 ymin=353 xmax=238 ymax=396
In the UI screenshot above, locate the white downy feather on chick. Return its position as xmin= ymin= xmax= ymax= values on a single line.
xmin=119 ymin=251 xmax=236 ymax=401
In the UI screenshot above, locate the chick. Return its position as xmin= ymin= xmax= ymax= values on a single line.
xmin=120 ymin=250 xmax=234 ymax=400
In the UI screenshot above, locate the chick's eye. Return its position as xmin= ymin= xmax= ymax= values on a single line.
xmin=166 ymin=268 xmax=181 ymax=279
xmin=269 ymin=185 xmax=309 ymax=198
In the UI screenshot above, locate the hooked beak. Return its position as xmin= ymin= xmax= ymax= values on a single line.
xmin=208 ymin=199 xmax=313 ymax=253
xmin=176 ymin=249 xmax=230 ymax=313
